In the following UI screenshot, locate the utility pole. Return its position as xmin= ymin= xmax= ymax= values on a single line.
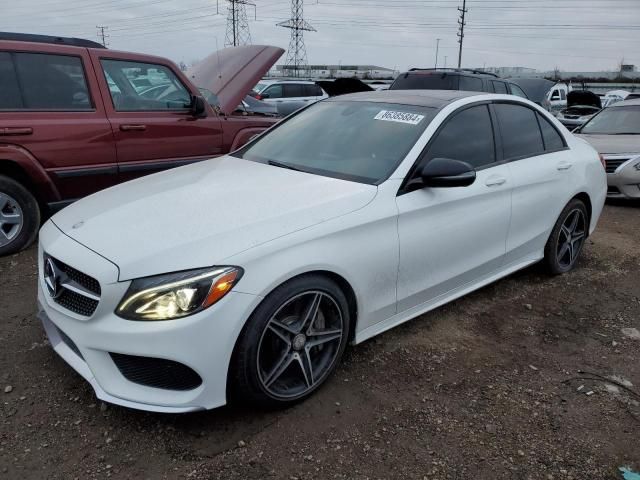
xmin=278 ymin=0 xmax=316 ymax=78
xmin=434 ymin=38 xmax=441 ymax=68
xmin=457 ymin=0 xmax=467 ymax=68
xmin=225 ymin=0 xmax=254 ymax=47
xmin=96 ymin=26 xmax=108 ymax=47
xmin=444 ymin=55 xmax=448 ymax=68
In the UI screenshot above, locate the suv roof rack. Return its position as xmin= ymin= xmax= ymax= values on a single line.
xmin=408 ymin=67 xmax=500 ymax=78
xmin=0 ymin=32 xmax=106 ymax=49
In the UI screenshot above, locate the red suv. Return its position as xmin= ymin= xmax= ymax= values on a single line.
xmin=0 ymin=32 xmax=283 ymax=255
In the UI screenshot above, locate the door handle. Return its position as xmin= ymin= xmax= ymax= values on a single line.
xmin=557 ymin=161 xmax=573 ymax=171
xmin=485 ymin=176 xmax=507 ymax=187
xmin=120 ymin=124 xmax=147 ymax=131
xmin=0 ymin=127 xmax=33 ymax=136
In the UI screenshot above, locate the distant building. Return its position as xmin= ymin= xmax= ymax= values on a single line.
xmin=478 ymin=66 xmax=537 ymax=77
xmin=271 ymin=64 xmax=397 ymax=79
xmin=621 ymin=64 xmax=636 ymax=73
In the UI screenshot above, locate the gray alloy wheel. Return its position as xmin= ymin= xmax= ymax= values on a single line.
xmin=256 ymin=290 xmax=344 ymax=399
xmin=556 ymin=208 xmax=586 ymax=269
xmin=0 ymin=192 xmax=24 ymax=248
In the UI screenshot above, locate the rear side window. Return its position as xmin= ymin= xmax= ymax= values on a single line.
xmin=494 ymin=103 xmax=545 ymax=159
xmin=459 ymin=76 xmax=483 ymax=92
xmin=425 ymin=105 xmax=495 ymax=169
xmin=537 ymin=113 xmax=565 ymax=151
xmin=560 ymin=90 xmax=566 ymax=100
xmin=491 ymin=81 xmax=508 ymax=94
xmin=283 ymin=84 xmax=304 ymax=98
xmin=391 ymin=73 xmax=458 ymax=90
xmin=0 ymin=52 xmax=22 ymax=109
xmin=303 ymin=84 xmax=323 ymax=97
xmin=9 ymin=53 xmax=91 ymax=110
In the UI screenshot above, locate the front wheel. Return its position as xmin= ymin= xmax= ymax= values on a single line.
xmin=0 ymin=175 xmax=40 ymax=256
xmin=231 ymin=275 xmax=350 ymax=407
xmin=543 ymin=199 xmax=588 ymax=275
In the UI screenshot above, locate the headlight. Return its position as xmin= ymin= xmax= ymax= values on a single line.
xmin=116 ymin=267 xmax=242 ymax=321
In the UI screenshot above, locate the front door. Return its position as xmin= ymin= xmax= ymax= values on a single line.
xmin=395 ymin=104 xmax=512 ymax=313
xmin=91 ymin=52 xmax=224 ymax=182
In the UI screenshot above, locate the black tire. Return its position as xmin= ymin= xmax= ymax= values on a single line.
xmin=231 ymin=274 xmax=351 ymax=407
xmin=543 ymin=198 xmax=588 ymax=275
xmin=0 ymin=175 xmax=40 ymax=256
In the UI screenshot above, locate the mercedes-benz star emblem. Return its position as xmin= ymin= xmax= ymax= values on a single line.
xmin=44 ymin=258 xmax=62 ymax=298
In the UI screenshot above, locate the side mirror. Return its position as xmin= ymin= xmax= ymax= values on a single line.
xmin=260 ymin=93 xmax=270 ymax=99
xmin=420 ymin=158 xmax=476 ymax=188
xmin=190 ymin=95 xmax=207 ymax=118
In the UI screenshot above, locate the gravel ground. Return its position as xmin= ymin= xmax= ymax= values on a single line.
xmin=1 ymin=201 xmax=639 ymax=480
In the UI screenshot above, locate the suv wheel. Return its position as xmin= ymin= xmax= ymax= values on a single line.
xmin=0 ymin=175 xmax=40 ymax=256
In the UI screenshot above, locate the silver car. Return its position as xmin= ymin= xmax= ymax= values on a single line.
xmin=576 ymin=98 xmax=640 ymax=199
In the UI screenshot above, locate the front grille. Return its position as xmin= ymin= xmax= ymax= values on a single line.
xmin=604 ymin=157 xmax=631 ymax=174
xmin=44 ymin=255 xmax=101 ymax=317
xmin=56 ymin=289 xmax=99 ymax=317
xmin=56 ymin=326 xmax=83 ymax=360
xmin=110 ymin=353 xmax=203 ymax=391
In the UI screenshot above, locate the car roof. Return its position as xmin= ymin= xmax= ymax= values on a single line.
xmin=0 ymin=31 xmax=105 ymax=49
xmin=325 ymin=89 xmax=484 ymax=108
xmin=612 ymin=98 xmax=640 ymax=107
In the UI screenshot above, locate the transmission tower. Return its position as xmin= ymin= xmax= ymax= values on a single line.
xmin=96 ymin=25 xmax=108 ymax=47
xmin=277 ymin=0 xmax=316 ymax=77
xmin=225 ymin=0 xmax=253 ymax=47
xmin=457 ymin=0 xmax=467 ymax=68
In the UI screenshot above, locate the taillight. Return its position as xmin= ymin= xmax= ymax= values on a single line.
xmin=254 ymin=94 xmax=262 ymax=100
xmin=599 ymin=154 xmax=606 ymax=170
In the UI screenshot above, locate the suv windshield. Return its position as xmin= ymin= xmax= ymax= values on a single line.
xmin=391 ymin=73 xmax=459 ymax=90
xmin=233 ymin=101 xmax=436 ymax=184
xmin=580 ymin=106 xmax=640 ymax=135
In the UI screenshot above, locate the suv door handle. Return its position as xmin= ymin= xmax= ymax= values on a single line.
xmin=120 ymin=124 xmax=147 ymax=131
xmin=485 ymin=176 xmax=507 ymax=186
xmin=557 ymin=161 xmax=573 ymax=171
xmin=0 ymin=127 xmax=33 ymax=136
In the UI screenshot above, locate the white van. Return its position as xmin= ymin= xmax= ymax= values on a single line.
xmin=544 ymin=83 xmax=571 ymax=114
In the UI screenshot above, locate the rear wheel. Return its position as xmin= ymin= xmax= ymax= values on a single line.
xmin=0 ymin=175 xmax=40 ymax=256
xmin=231 ymin=275 xmax=350 ymax=407
xmin=543 ymin=199 xmax=588 ymax=275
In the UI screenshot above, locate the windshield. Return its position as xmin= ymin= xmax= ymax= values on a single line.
xmin=255 ymin=82 xmax=268 ymax=92
xmin=233 ymin=101 xmax=436 ymax=184
xmin=580 ymin=106 xmax=640 ymax=135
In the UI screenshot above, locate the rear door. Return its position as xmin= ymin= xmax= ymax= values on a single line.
xmin=90 ymin=51 xmax=224 ymax=182
xmin=492 ymin=102 xmax=571 ymax=264
xmin=395 ymin=103 xmax=512 ymax=313
xmin=0 ymin=46 xmax=117 ymax=202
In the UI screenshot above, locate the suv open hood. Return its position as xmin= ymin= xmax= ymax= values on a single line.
xmin=316 ymin=78 xmax=374 ymax=97
xmin=188 ymin=45 xmax=284 ymax=115
xmin=567 ymin=90 xmax=601 ymax=109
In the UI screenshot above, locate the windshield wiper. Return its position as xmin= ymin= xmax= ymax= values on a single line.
xmin=268 ymin=160 xmax=304 ymax=171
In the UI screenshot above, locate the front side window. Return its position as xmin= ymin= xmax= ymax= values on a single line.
xmin=560 ymin=90 xmax=566 ymax=100
xmin=0 ymin=52 xmax=22 ymax=109
xmin=509 ymin=83 xmax=528 ymax=99
xmin=424 ymin=105 xmax=495 ymax=169
xmin=263 ymin=84 xmax=283 ymax=99
xmin=234 ymin=101 xmax=436 ymax=184
xmin=580 ymin=106 xmax=640 ymax=135
xmin=494 ymin=103 xmax=545 ymax=159
xmin=550 ymin=89 xmax=561 ymax=101
xmin=9 ymin=53 xmax=91 ymax=110
xmin=101 ymin=59 xmax=191 ymax=111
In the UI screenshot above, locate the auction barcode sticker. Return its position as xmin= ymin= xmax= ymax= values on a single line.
xmin=374 ymin=110 xmax=425 ymax=125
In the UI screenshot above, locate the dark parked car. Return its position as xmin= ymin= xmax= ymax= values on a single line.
xmin=0 ymin=32 xmax=284 ymax=255
xmin=390 ymin=68 xmax=529 ymax=99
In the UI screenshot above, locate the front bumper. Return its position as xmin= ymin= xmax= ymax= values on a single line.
xmin=606 ymin=158 xmax=640 ymax=199
xmin=38 ymin=221 xmax=262 ymax=412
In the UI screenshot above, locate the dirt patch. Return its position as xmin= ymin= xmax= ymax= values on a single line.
xmin=1 ymin=203 xmax=639 ymax=479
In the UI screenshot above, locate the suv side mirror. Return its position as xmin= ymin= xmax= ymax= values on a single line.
xmin=420 ymin=158 xmax=476 ymax=187
xmin=260 ymin=92 xmax=270 ymax=99
xmin=190 ymin=95 xmax=207 ymax=118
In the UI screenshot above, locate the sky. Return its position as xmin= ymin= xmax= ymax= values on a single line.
xmin=3 ymin=0 xmax=639 ymax=73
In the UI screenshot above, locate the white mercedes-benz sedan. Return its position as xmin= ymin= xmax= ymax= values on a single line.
xmin=37 ymin=91 xmax=607 ymax=413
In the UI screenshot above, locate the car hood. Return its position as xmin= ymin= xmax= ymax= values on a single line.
xmin=567 ymin=90 xmax=601 ymax=109
xmin=576 ymin=134 xmax=640 ymax=155
xmin=51 ymin=157 xmax=376 ymax=281
xmin=316 ymin=78 xmax=374 ymax=97
xmin=188 ymin=45 xmax=284 ymax=115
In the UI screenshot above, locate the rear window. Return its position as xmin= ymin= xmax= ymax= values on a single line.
xmin=391 ymin=72 xmax=458 ymax=90
xmin=1 ymin=52 xmax=92 ymax=110
xmin=303 ymin=84 xmax=323 ymax=97
xmin=491 ymin=81 xmax=508 ymax=94
xmin=283 ymin=84 xmax=304 ymax=98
